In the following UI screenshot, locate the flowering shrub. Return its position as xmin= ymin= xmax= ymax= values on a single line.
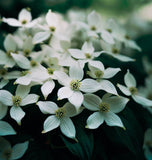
xmin=0 ymin=8 xmax=152 ymax=160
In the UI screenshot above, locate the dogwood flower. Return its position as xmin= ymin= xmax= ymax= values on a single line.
xmin=87 ymin=61 xmax=120 ymax=95
xmin=54 ymin=63 xmax=101 ymax=109
xmin=83 ymin=93 xmax=129 ymax=129
xmin=37 ymin=101 xmax=79 ymax=139
xmin=0 ymin=85 xmax=39 ymax=125
xmin=0 ymin=137 xmax=29 ymax=160
xmin=117 ymin=70 xmax=152 ymax=107
xmin=68 ymin=41 xmax=102 ymax=68
xmin=3 ymin=8 xmax=36 ymax=28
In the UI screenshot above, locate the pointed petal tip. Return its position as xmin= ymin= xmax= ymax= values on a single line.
xmin=42 ymin=130 xmax=46 ymax=134
xmin=73 ymin=138 xmax=78 ymax=143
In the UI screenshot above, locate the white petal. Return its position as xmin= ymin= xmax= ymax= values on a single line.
xmin=11 ymin=53 xmax=30 ymax=69
xmin=103 ymin=96 xmax=129 ymax=113
xmin=117 ymin=84 xmax=131 ymax=96
xmin=0 ymin=121 xmax=16 ymax=135
xmin=33 ymin=31 xmax=51 ymax=44
xmin=15 ymin=76 xmax=31 ymax=85
xmin=0 ymin=50 xmax=8 ymax=64
xmin=80 ymin=78 xmax=101 ymax=93
xmin=88 ymin=60 xmax=104 ymax=71
xmin=20 ymin=94 xmax=39 ymax=106
xmin=43 ymin=115 xmax=60 ymax=133
xmin=87 ymin=11 xmax=101 ymax=27
xmin=4 ymin=34 xmax=17 ymax=52
xmin=41 ymin=80 xmax=55 ymax=99
xmin=15 ymin=85 xmax=30 ymax=99
xmin=104 ymin=111 xmax=124 ymax=128
xmin=0 ymin=90 xmax=13 ymax=106
xmin=58 ymin=87 xmax=73 ymax=100
xmin=37 ymin=101 xmax=58 ymax=114
xmin=82 ymin=41 xmax=94 ymax=53
xmin=0 ymin=136 xmax=11 ymax=150
xmin=5 ymin=71 xmax=20 ymax=79
xmin=113 ymin=54 xmax=135 ymax=62
xmin=23 ymin=36 xmax=33 ymax=51
xmin=10 ymin=106 xmax=25 ymax=125
xmin=46 ymin=10 xmax=58 ymax=27
xmin=60 ymin=117 xmax=76 ymax=139
xmin=101 ymin=30 xmax=114 ymax=44
xmin=2 ymin=17 xmax=21 ymax=27
xmin=11 ymin=141 xmax=29 ymax=160
xmin=0 ymin=103 xmax=8 ymax=119
xmin=64 ymin=102 xmax=78 ymax=117
xmin=0 ymin=79 xmax=9 ymax=89
xmin=125 ymin=40 xmax=141 ymax=52
xmin=68 ymin=91 xmax=84 ymax=109
xmin=132 ymin=95 xmax=152 ymax=107
xmin=18 ymin=8 xmax=32 ymax=22
xmin=99 ymin=80 xmax=118 ymax=95
xmin=103 ymin=68 xmax=121 ymax=79
xmin=124 ymin=70 xmax=136 ymax=87
xmin=83 ymin=94 xmax=100 ymax=111
xmin=69 ymin=63 xmax=83 ymax=80
xmin=68 ymin=49 xmax=85 ymax=59
xmin=86 ymin=112 xmax=104 ymax=129
xmin=54 ymin=71 xmax=71 ymax=86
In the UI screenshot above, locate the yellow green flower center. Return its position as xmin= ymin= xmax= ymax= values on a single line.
xmin=90 ymin=26 xmax=96 ymax=31
xmin=106 ymin=28 xmax=112 ymax=33
xmin=70 ymin=80 xmax=81 ymax=91
xmin=47 ymin=68 xmax=55 ymax=75
xmin=24 ymin=49 xmax=31 ymax=56
xmin=125 ymin=35 xmax=131 ymax=40
xmin=12 ymin=96 xmax=22 ymax=107
xmin=94 ymin=70 xmax=104 ymax=78
xmin=112 ymin=48 xmax=119 ymax=54
xmin=20 ymin=71 xmax=29 ymax=76
xmin=30 ymin=60 xmax=37 ymax=67
xmin=85 ymin=53 xmax=91 ymax=59
xmin=55 ymin=107 xmax=66 ymax=119
xmin=49 ymin=26 xmax=56 ymax=32
xmin=99 ymin=102 xmax=110 ymax=112
xmin=129 ymin=87 xmax=138 ymax=95
xmin=21 ymin=20 xmax=27 ymax=24
xmin=0 ymin=69 xmax=7 ymax=75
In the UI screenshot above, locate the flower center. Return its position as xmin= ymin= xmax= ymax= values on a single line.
xmin=90 ymin=26 xmax=96 ymax=31
xmin=112 ymin=48 xmax=119 ymax=54
xmin=0 ymin=69 xmax=7 ymax=75
xmin=21 ymin=20 xmax=27 ymax=24
xmin=12 ymin=96 xmax=22 ymax=107
xmin=125 ymin=35 xmax=131 ymax=40
xmin=99 ymin=102 xmax=110 ymax=112
xmin=30 ymin=60 xmax=37 ymax=67
xmin=47 ymin=68 xmax=55 ymax=75
xmin=129 ymin=87 xmax=138 ymax=95
xmin=49 ymin=26 xmax=56 ymax=32
xmin=24 ymin=49 xmax=31 ymax=56
xmin=20 ymin=70 xmax=29 ymax=76
xmin=94 ymin=70 xmax=104 ymax=78
xmin=70 ymin=80 xmax=81 ymax=91
xmin=85 ymin=53 xmax=91 ymax=59
xmin=55 ymin=107 xmax=66 ymax=119
xmin=106 ymin=28 xmax=112 ymax=33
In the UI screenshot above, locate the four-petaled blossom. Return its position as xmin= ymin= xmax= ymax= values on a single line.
xmin=0 ymin=85 xmax=39 ymax=125
xmin=83 ymin=93 xmax=129 ymax=129
xmin=117 ymin=70 xmax=152 ymax=107
xmin=37 ymin=101 xmax=80 ymax=139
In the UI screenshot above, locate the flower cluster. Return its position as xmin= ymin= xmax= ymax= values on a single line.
xmin=0 ymin=8 xmax=151 ymax=158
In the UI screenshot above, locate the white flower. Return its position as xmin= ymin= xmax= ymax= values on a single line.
xmin=117 ymin=70 xmax=152 ymax=107
xmin=68 ymin=41 xmax=102 ymax=68
xmin=101 ymin=40 xmax=135 ymax=62
xmin=54 ymin=63 xmax=101 ymax=109
xmin=0 ymin=137 xmax=29 ymax=160
xmin=37 ymin=101 xmax=79 ymax=139
xmin=88 ymin=61 xmax=120 ymax=95
xmin=83 ymin=93 xmax=129 ymax=129
xmin=143 ymin=128 xmax=152 ymax=160
xmin=0 ymin=85 xmax=39 ymax=125
xmin=2 ymin=8 xmax=36 ymax=28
